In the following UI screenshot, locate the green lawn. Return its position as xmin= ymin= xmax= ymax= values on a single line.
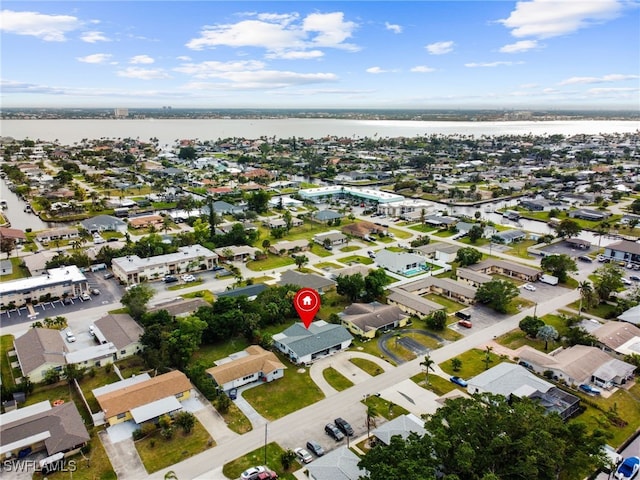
xmin=167 ymin=279 xmax=204 ymax=290
xmin=219 ymin=402 xmax=252 ymax=434
xmin=77 ymin=368 xmax=121 ymax=413
xmin=190 ymin=337 xmax=251 ymax=367
xmin=385 ymin=246 xmax=405 ymax=253
xmin=223 ymin=442 xmax=296 ymax=480
xmin=135 ymin=420 xmax=213 ymax=473
xmin=340 ymin=245 xmax=360 ymax=252
xmin=568 ymin=300 xmax=618 ymax=319
xmin=505 ymin=239 xmax=539 ymax=260
xmin=351 ymin=339 xmax=394 ymax=366
xmin=424 ymin=293 xmax=467 ymax=313
xmin=246 ymin=254 xmax=295 ymax=271
xmin=349 ymin=357 xmax=383 ymax=376
xmin=0 ymin=257 xmax=31 ymax=281
xmin=409 ymin=224 xmax=437 ymax=233
xmin=495 ymin=313 xmax=568 ymax=353
xmin=322 ymin=367 xmax=354 ymax=391
xmin=338 ymin=255 xmax=374 ymax=265
xmin=115 ymin=355 xmax=147 ymax=378
xmin=183 ymin=289 xmax=215 ymax=304
xmin=308 ymin=243 xmax=333 ymax=258
xmin=314 ymin=262 xmax=343 ymax=270
xmin=438 ymin=348 xmax=507 ymax=379
xmin=1 ymin=335 xmax=16 ymax=388
xmin=433 ymin=230 xmax=455 ymax=237
xmin=387 ymin=227 xmax=412 ymax=239
xmin=362 ymin=395 xmax=410 ymax=421
xmin=242 ymin=354 xmax=325 ymax=420
xmin=317 ymin=290 xmax=350 ymax=320
xmin=410 ymin=372 xmax=456 ymax=396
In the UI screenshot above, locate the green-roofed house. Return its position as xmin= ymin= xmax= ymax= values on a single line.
xmin=272 ymin=320 xmax=353 ymax=365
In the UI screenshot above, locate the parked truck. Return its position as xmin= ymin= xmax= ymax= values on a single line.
xmin=540 ymin=274 xmax=559 ymax=285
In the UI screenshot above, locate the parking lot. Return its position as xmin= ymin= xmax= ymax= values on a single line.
xmin=538 ymin=240 xmax=595 ymax=259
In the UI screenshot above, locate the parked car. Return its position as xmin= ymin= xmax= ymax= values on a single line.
xmin=523 ymin=284 xmax=536 ymax=292
xmin=578 ymin=255 xmax=593 ymax=263
xmin=62 ymin=297 xmax=73 ymax=305
xmin=89 ymin=325 xmax=95 ymax=336
xmin=182 ymin=274 xmax=196 ymax=282
xmin=294 ymin=447 xmax=313 ymax=464
xmin=458 ymin=320 xmax=472 ymax=329
xmin=630 ymin=275 xmax=640 ymax=282
xmin=80 ymin=293 xmax=91 ymax=301
xmin=615 ymin=456 xmax=640 ymax=480
xmin=103 ymin=272 xmax=114 ymax=279
xmin=65 ymin=331 xmax=76 ymax=343
xmin=367 ymin=250 xmax=376 ymax=258
xmin=449 ymin=376 xmax=468 ymax=387
xmin=164 ymin=275 xmax=178 ymax=283
xmin=334 ymin=417 xmax=354 ymax=436
xmin=325 ymin=423 xmax=344 ymax=441
xmin=306 ymin=440 xmax=325 ymax=457
xmin=125 ymin=283 xmax=138 ymax=291
xmin=622 ymin=278 xmax=632 ymax=286
xmin=579 ymin=384 xmax=601 ymax=395
xmin=90 ymin=288 xmax=100 ymax=295
xmin=455 ymin=311 xmax=471 ymax=321
xmin=241 ymin=466 xmax=267 ymax=480
xmin=255 ymin=471 xmax=278 ymax=480
xmin=228 ymin=388 xmax=238 ymax=400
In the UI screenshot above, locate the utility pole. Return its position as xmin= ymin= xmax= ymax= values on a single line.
xmin=264 ymin=423 xmax=268 ymax=466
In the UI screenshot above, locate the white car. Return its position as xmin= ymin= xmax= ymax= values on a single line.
xmin=240 ymin=466 xmax=266 ymax=480
xmin=80 ymin=293 xmax=91 ymax=301
xmin=182 ymin=274 xmax=196 ymax=282
xmin=65 ymin=331 xmax=76 ymax=343
xmin=294 ymin=447 xmax=314 ymax=464
xmin=622 ymin=278 xmax=632 ymax=286
xmin=523 ymin=284 xmax=536 ymax=292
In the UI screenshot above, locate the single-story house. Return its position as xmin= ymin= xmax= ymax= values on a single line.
xmin=216 ymin=284 xmax=268 ymax=301
xmin=206 ymin=345 xmax=286 ymax=392
xmin=593 ymin=321 xmax=640 ymax=357
xmin=313 ymin=230 xmax=348 ymax=248
xmin=339 ymin=302 xmax=409 ymax=338
xmin=94 ymin=371 xmax=192 ymax=426
xmin=331 ymin=265 xmax=373 ymax=279
xmin=128 ymin=214 xmax=164 ymax=229
xmin=35 ymin=227 xmax=80 ymax=244
xmin=147 ymin=297 xmax=210 ymax=317
xmin=566 ymin=238 xmax=591 ymax=250
xmin=313 ymin=210 xmax=344 ymax=223
xmin=492 ymin=229 xmax=527 ymax=245
xmin=264 ymin=216 xmax=304 ymax=229
xmin=569 ymin=208 xmax=610 ymax=221
xmin=80 ymin=214 xmax=128 ymax=234
xmin=93 ymin=313 xmax=144 ymax=360
xmin=456 ymin=268 xmax=492 ymax=288
xmin=386 ymin=288 xmax=445 ymax=318
xmin=202 ymin=200 xmax=245 ymax=215
xmin=401 ymin=276 xmax=477 ymax=305
xmin=341 ymin=221 xmax=385 ymax=240
xmin=272 ymin=320 xmax=353 ymax=365
xmin=469 ymin=258 xmax=541 ymax=282
xmin=375 ymin=249 xmax=427 ymax=276
xmin=0 ymin=227 xmax=27 ymax=244
xmin=278 ymin=270 xmax=336 ymax=294
xmin=214 ymin=245 xmax=260 ymax=262
xmin=371 ymin=413 xmax=426 ymax=446
xmin=0 ymin=400 xmax=90 ymax=462
xmin=604 ymin=240 xmax=640 ymax=265
xmin=14 ymin=328 xmax=67 ymax=383
xmin=269 ymin=239 xmax=309 ymax=255
xmin=306 ymin=445 xmax=368 ymax=480
xmin=424 ymin=215 xmax=458 ymax=227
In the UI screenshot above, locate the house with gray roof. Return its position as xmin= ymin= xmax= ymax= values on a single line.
xmin=278 ymin=270 xmax=336 ymax=293
xmin=593 ymin=321 xmax=640 ymax=357
xmin=202 ymin=200 xmax=245 ymax=215
xmin=272 ymin=320 xmax=353 ymax=365
xmin=269 ymin=239 xmax=309 ymax=255
xmin=386 ymin=288 xmax=444 ymax=318
xmin=375 ymin=249 xmax=427 ymax=276
xmin=492 ymin=229 xmax=527 ymax=245
xmin=216 ymin=283 xmax=268 ymax=300
xmin=604 ymin=239 xmax=640 ymax=265
xmin=313 ymin=230 xmax=348 ymax=247
xmin=339 ymin=302 xmax=408 ymax=339
xmin=306 ymin=445 xmax=368 ymax=480
xmin=148 ymin=297 xmax=210 ymax=317
xmin=401 ymin=276 xmax=477 ymax=305
xmin=469 ymin=258 xmax=541 ymax=282
xmin=313 ymin=210 xmax=344 ymax=223
xmin=456 ymin=268 xmax=492 ymax=288
xmin=371 ymin=413 xmax=426 ymax=446
xmin=93 ymin=313 xmax=143 ymax=360
xmin=14 ymin=328 xmax=67 ymax=383
xmin=80 ymin=214 xmax=127 ymax=234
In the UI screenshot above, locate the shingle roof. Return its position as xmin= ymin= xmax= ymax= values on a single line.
xmin=94 ymin=314 xmax=143 ymax=350
xmin=14 ymin=328 xmax=67 ymax=376
xmin=217 ymin=283 xmax=268 ymax=299
xmin=305 ymin=446 xmax=368 ymax=480
xmin=80 ymin=214 xmax=127 ymax=230
xmin=314 ymin=210 xmax=343 ymax=221
xmin=273 ymin=321 xmax=353 ymax=358
xmin=468 ymin=362 xmax=553 ymax=397
xmin=95 ymin=370 xmax=191 ymax=418
xmin=148 ymin=298 xmax=210 ymax=316
xmin=206 ymin=345 xmax=286 ymax=385
xmin=340 ymin=302 xmax=407 ymax=333
xmin=593 ymin=321 xmax=640 ymax=349
xmin=371 ymin=413 xmax=426 ymax=445
xmin=401 ymin=276 xmax=477 ymax=299
xmin=386 ymin=288 xmax=444 ymax=316
xmin=470 ymin=258 xmax=541 ymax=278
xmin=278 ymin=270 xmax=336 ymax=290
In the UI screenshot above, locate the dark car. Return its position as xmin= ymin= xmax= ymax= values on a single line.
xmin=325 ymin=423 xmax=344 ymax=441
xmin=455 ymin=310 xmax=471 ymax=320
xmin=334 ymin=417 xmax=354 ymax=436
xmin=449 ymin=376 xmax=468 ymax=387
xmin=163 ymin=275 xmax=178 ymax=283
xmin=578 ymin=255 xmax=593 ymax=263
xmin=306 ymin=440 xmax=325 ymax=457
xmin=630 ymin=275 xmax=640 ymax=282
xmin=228 ymin=388 xmax=238 ymax=400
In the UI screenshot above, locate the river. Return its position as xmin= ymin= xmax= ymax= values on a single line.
xmin=1 ymin=118 xmax=638 ymax=148
xmin=0 ymin=179 xmax=54 ymax=230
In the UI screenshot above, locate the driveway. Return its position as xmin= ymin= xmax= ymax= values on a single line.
xmin=378 ymin=329 xmax=445 ymax=364
xmin=377 ymin=378 xmax=441 ymax=417
xmin=98 ymin=429 xmax=147 ymax=480
xmin=233 ymin=383 xmax=268 ymax=429
xmin=187 ymin=389 xmax=240 ymax=444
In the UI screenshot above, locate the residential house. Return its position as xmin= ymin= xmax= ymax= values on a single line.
xmin=13 ymin=328 xmax=67 ymax=383
xmin=313 ymin=210 xmax=344 ymax=223
xmin=341 ymin=221 xmax=385 ymax=240
xmin=375 ymin=249 xmax=427 ymax=276
xmin=264 ymin=216 xmax=303 ymax=229
xmin=94 ymin=370 xmax=192 ymax=426
xmin=371 ymin=413 xmax=426 ymax=446
xmin=467 ymin=363 xmax=580 ymax=420
xmin=73 ymin=216 xmax=124 ymax=237
xmin=0 ymin=227 xmax=27 ymax=245
xmin=93 ymin=313 xmax=144 ymax=360
xmin=386 ymin=288 xmax=445 ymax=318
xmin=306 ymin=445 xmax=369 ymax=480
xmin=565 ymin=238 xmax=591 ymax=250
xmin=147 ymin=297 xmax=210 ymax=317
xmin=339 ymin=302 xmax=409 ymax=339
xmin=269 ymin=239 xmax=309 ymax=255
xmin=278 ymin=270 xmax=336 ymax=294
xmin=112 ymin=245 xmax=218 ymax=284
xmin=203 ymin=200 xmax=245 ymax=215
xmin=424 ymin=215 xmax=458 ymax=227
xmin=617 ymin=304 xmax=640 ymax=326
xmin=604 ymin=240 xmax=640 ymax=265
xmin=401 ymin=276 xmax=477 ymax=305
xmin=206 ymin=345 xmax=286 ymax=392
xmin=469 ymin=258 xmax=541 ymax=282
xmin=593 ymin=321 xmax=640 ymax=357
xmin=569 ymin=208 xmax=610 ymax=221
xmin=128 ymin=214 xmax=164 ymax=230
xmin=518 ymin=345 xmax=635 ymax=389
xmin=331 ymin=265 xmax=373 ymax=279
xmin=377 ymin=199 xmax=434 ymax=218
xmin=35 ymin=227 xmax=80 ymax=245
xmin=456 ymin=268 xmax=492 ymax=288
xmin=492 ymin=229 xmax=527 ymax=245
xmin=272 ymin=320 xmax=353 ymax=365
xmin=214 ymin=245 xmax=260 ymax=262
xmin=217 ymin=284 xmax=268 ymax=301
xmin=413 ymin=242 xmax=460 ymax=263
xmin=313 ymin=230 xmax=348 ymax=248
xmin=0 ymin=400 xmax=90 ymax=462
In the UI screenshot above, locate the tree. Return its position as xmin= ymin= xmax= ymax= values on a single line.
xmin=578 ymin=280 xmax=596 ymax=314
xmin=519 ymin=315 xmax=544 ymax=337
xmin=420 ymin=354 xmax=435 ymax=384
xmin=63 ymin=363 xmax=85 ymax=382
xmin=281 ymin=449 xmax=297 ymax=470
xmin=336 ymin=273 xmax=365 ymax=302
xmin=540 ymin=254 xmax=577 ymax=283
xmin=483 ymin=345 xmax=494 ymax=370
xmin=174 ymin=411 xmax=196 ymax=435
xmin=426 ymin=310 xmax=447 ymax=330
xmin=593 ymin=263 xmax=624 ymax=302
xmin=451 ymin=357 xmax=462 ymax=372
xmin=537 ymin=324 xmax=559 ymax=351
xmin=247 ymin=190 xmax=270 ymax=214
xmin=455 ymin=247 xmax=483 ymax=267
xmin=366 ymin=403 xmax=379 ymax=438
xmin=630 ymin=198 xmax=640 ymax=214
xmin=364 ymin=268 xmax=388 ymax=301
xmin=358 ymin=393 xmax=608 ymax=480
xmin=555 ymin=218 xmax=581 ymax=238
xmin=121 ymin=284 xmax=155 ymax=321
xmin=468 ymin=225 xmax=484 ymax=244
xmin=475 ymin=279 xmax=519 ymax=313
xmin=0 ymin=236 xmax=16 ymax=258
xmin=294 ymin=254 xmax=309 ymax=270
xmin=178 ymin=146 xmax=197 ymax=160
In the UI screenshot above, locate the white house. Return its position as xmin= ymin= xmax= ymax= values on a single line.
xmin=206 ymin=345 xmax=286 ymax=392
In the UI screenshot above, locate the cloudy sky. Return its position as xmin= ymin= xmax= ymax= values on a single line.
xmin=1 ymin=1 xmax=639 ymax=109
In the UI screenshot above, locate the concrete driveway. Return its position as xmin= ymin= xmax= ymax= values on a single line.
xmin=98 ymin=429 xmax=147 ymax=480
xmin=378 ymin=378 xmax=441 ymax=417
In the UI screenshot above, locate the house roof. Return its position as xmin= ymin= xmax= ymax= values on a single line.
xmin=493 ymin=229 xmax=527 ymax=241
xmin=206 ymin=345 xmax=286 ymax=386
xmin=340 ymin=302 xmax=408 ymax=333
xmin=14 ymin=328 xmax=67 ymax=376
xmin=593 ymin=358 xmax=636 ymax=383
xmin=468 ymin=362 xmax=553 ymax=397
xmin=386 ymin=288 xmax=444 ymax=316
xmin=314 ymin=210 xmax=343 ymax=221
xmin=305 ymin=445 xmax=368 ymax=480
xmin=401 ymin=276 xmax=477 ymax=299
xmin=371 ymin=413 xmax=426 ymax=445
xmin=456 ymin=268 xmax=492 ymax=284
xmin=618 ymin=304 xmax=640 ymax=325
xmin=129 ymin=215 xmax=163 ymax=226
xmin=94 ymin=313 xmax=143 ymax=350
xmin=148 ymin=297 xmax=210 ymax=317
xmin=0 ymin=227 xmax=27 ymax=240
xmin=95 ymin=370 xmax=191 ymax=418
xmin=217 ymin=283 xmax=268 ymax=299
xmin=593 ymin=321 xmax=640 ymax=350
xmin=470 ymin=258 xmax=541 ymax=278
xmin=332 ymin=265 xmax=373 ymax=278
xmin=375 ymin=249 xmax=425 ymax=271
xmin=271 ymin=239 xmax=309 ymax=251
xmin=314 ymin=231 xmax=347 ymax=243
xmin=80 ymin=214 xmax=126 ymax=230
xmin=278 ymin=270 xmax=336 ymax=290
xmin=273 ymin=321 xmax=353 ymax=359
xmin=0 ymin=401 xmax=90 ymax=457
xmin=341 ymin=221 xmax=379 ymax=237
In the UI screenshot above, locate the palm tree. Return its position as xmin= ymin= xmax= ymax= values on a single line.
xmin=366 ymin=404 xmax=378 ymax=438
xmin=420 ymin=354 xmax=435 ymax=384
xmin=578 ymin=280 xmax=592 ymax=315
xmin=483 ymin=345 xmax=494 ymax=370
xmin=294 ymin=255 xmax=309 ymax=270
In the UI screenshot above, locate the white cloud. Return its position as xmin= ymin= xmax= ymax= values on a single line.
xmin=385 ymin=22 xmax=402 ymax=34
xmin=499 ymin=40 xmax=539 ymax=53
xmin=465 ymin=61 xmax=523 ymax=68
xmin=559 ymin=74 xmax=639 ymax=85
xmin=265 ymin=50 xmax=324 ymax=60
xmin=130 ymin=55 xmax=155 ymax=64
xmin=0 ymin=9 xmax=81 ymax=41
xmin=411 ymin=65 xmax=435 ymax=73
xmin=425 ymin=41 xmax=454 ymax=55
xmin=366 ymin=66 xmax=388 ymax=74
xmin=176 ymin=56 xmax=192 ymax=61
xmin=80 ymin=30 xmax=109 ymax=43
xmin=186 ymin=11 xmax=358 ymax=54
xmin=77 ymin=53 xmax=112 ymax=64
xmin=519 ymin=83 xmax=539 ymax=89
xmin=117 ymin=67 xmax=170 ymax=80
xmin=174 ymin=60 xmax=265 ymax=78
xmin=587 ymin=87 xmax=638 ymax=95
xmin=498 ymin=0 xmax=623 ymax=39
xmin=182 ymin=70 xmax=337 ymax=90
xmin=542 ymin=88 xmax=559 ymax=94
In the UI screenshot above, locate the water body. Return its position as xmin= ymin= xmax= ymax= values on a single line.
xmin=0 ymin=179 xmax=54 ymax=230
xmin=1 ymin=118 xmax=638 ymax=148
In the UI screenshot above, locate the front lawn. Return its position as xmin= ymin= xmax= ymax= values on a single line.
xmin=242 ymin=354 xmax=325 ymax=420
xmin=340 ymin=245 xmax=360 ymax=252
xmin=135 ymin=420 xmax=213 ymax=473
xmin=317 ymin=290 xmax=350 ymax=320
xmin=77 ymin=367 xmax=121 ymax=413
xmin=219 ymin=402 xmax=252 ymax=434
xmin=424 ymin=294 xmax=467 ymax=313
xmin=568 ymin=300 xmax=618 ymax=319
xmin=409 ymin=224 xmax=437 ymax=233
xmin=314 ymin=262 xmax=343 ymax=270
xmin=0 ymin=257 xmax=30 ymax=281
xmin=505 ymin=239 xmax=539 ymax=260
xmin=183 ymin=289 xmax=215 ymax=304
xmin=338 ymin=255 xmax=374 ymax=265
xmin=362 ymin=395 xmax=409 ymax=421
xmin=387 ymin=227 xmax=412 ymax=239
xmin=167 ymin=279 xmax=204 ymax=290
xmin=223 ymin=442 xmax=296 ymax=480
xmin=190 ymin=337 xmax=251 ymax=367
xmin=246 ymin=254 xmax=295 ymax=271
xmin=322 ymin=367 xmax=354 ymax=391
xmin=351 ymin=338 xmax=393 ymax=365
xmin=495 ymin=313 xmax=569 ymax=353
xmin=438 ymin=348 xmax=507 ymax=379
xmin=410 ymin=372 xmax=456 ymax=396
xmin=349 ymin=357 xmax=383 ymax=376
xmin=1 ymin=335 xmax=16 ymax=388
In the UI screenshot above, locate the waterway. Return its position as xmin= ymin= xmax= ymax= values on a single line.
xmin=0 ymin=179 xmax=54 ymax=230
xmin=1 ymin=118 xmax=638 ymax=148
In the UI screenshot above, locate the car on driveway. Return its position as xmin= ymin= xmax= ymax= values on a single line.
xmin=294 ymin=447 xmax=313 ymax=464
xmin=241 ymin=466 xmax=266 ymax=480
xmin=449 ymin=376 xmax=468 ymax=387
xmin=615 ymin=456 xmax=640 ymax=480
xmin=334 ymin=417 xmax=354 ymax=436
xmin=523 ymin=284 xmax=536 ymax=291
xmin=255 ymin=472 xmax=278 ymax=480
xmin=325 ymin=423 xmax=344 ymax=441
xmin=228 ymin=388 xmax=238 ymax=400
xmin=306 ymin=440 xmax=324 ymax=457
xmin=65 ymin=330 xmax=76 ymax=343
xmin=579 ymin=384 xmax=601 ymax=395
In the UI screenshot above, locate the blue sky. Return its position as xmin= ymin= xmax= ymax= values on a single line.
xmin=1 ymin=1 xmax=639 ymax=109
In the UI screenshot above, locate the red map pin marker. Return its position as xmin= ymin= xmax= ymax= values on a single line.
xmin=294 ymin=288 xmax=321 ymax=329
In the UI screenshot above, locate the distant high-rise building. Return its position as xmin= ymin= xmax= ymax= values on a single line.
xmin=114 ymin=108 xmax=129 ymax=118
